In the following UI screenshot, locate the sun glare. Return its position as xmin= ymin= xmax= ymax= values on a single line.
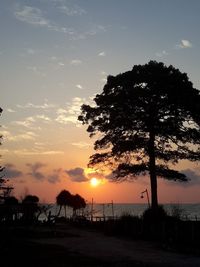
xmin=90 ymin=177 xmax=100 ymax=187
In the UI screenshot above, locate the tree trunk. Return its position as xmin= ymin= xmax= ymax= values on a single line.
xmin=149 ymin=131 xmax=158 ymax=210
xmin=64 ymin=206 xmax=67 ymax=218
xmin=57 ymin=205 xmax=62 ymax=217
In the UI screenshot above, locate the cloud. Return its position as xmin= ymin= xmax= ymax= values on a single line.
xmin=12 ymin=114 xmax=51 ymax=130
xmin=14 ymin=5 xmax=50 ymax=26
xmin=98 ymin=51 xmax=106 ymax=57
xmin=50 ymin=56 xmax=58 ymax=61
xmin=100 ymin=70 xmax=107 ymax=83
xmin=86 ymin=170 xmax=107 ymax=180
xmin=58 ymin=62 xmax=65 ymax=66
xmin=47 ymin=168 xmax=62 ymax=184
xmin=7 ymin=108 xmax=16 ymax=113
xmin=1 ymin=129 xmax=37 ymax=142
xmin=165 ymin=168 xmax=200 ymax=187
xmin=27 ymin=162 xmax=46 ymax=181
xmin=68 ymin=24 xmax=108 ymax=41
xmin=65 ymin=167 xmax=88 ymax=182
xmin=14 ymin=4 xmax=108 ymax=41
xmin=14 ymin=116 xmax=36 ymax=128
xmin=26 ymin=162 xmax=62 ymax=183
xmin=10 ymin=131 xmax=38 ymax=142
xmin=27 ymin=48 xmax=35 ymax=55
xmin=156 ymin=50 xmax=169 ymax=57
xmin=176 ymin=39 xmax=192 ymax=49
xmin=76 ymin=84 xmax=83 ymax=89
xmin=27 ymin=66 xmax=46 ymax=77
xmin=70 ymin=59 xmax=82 ymax=65
xmin=71 ymin=141 xmax=91 ymax=149
xmin=16 ymin=101 xmax=55 ymax=109
xmin=4 ymin=164 xmax=23 ymax=179
xmin=101 ymin=78 xmax=107 ymax=83
xmin=13 ymin=149 xmax=64 ymax=156
xmin=36 ymin=115 xmax=51 ymax=122
xmin=58 ymin=4 xmax=86 ymax=16
xmin=55 ymin=97 xmax=86 ymax=125
xmin=181 ymin=169 xmax=200 ymax=186
xmin=101 ymin=71 xmax=107 ymax=76
xmin=14 ymin=4 xmax=74 ymax=35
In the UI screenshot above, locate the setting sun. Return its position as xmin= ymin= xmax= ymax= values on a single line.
xmin=90 ymin=177 xmax=100 ymax=187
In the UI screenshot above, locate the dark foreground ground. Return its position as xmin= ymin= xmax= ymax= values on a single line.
xmin=1 ymin=223 xmax=200 ymax=267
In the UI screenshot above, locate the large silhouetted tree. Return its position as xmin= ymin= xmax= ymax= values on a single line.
xmin=78 ymin=61 xmax=200 ymax=210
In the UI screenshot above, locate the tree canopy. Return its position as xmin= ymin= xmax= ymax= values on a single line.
xmin=56 ymin=190 xmax=86 ymax=218
xmin=78 ymin=61 xmax=200 ymax=209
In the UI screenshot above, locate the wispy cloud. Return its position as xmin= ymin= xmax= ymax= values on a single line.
xmin=13 ymin=149 xmax=64 ymax=156
xmin=100 ymin=70 xmax=107 ymax=83
xmin=13 ymin=115 xmax=49 ymax=130
xmin=55 ymin=97 xmax=87 ymax=125
xmin=13 ymin=117 xmax=36 ymax=129
xmin=176 ymin=39 xmax=192 ymax=49
xmin=69 ymin=24 xmax=108 ymax=41
xmin=65 ymin=167 xmax=88 ymax=182
xmin=14 ymin=5 xmax=74 ymax=35
xmin=26 ymin=48 xmax=35 ymax=55
xmin=155 ymin=50 xmax=169 ymax=57
xmin=14 ymin=6 xmax=50 ymax=26
xmin=98 ymin=51 xmax=106 ymax=57
xmin=7 ymin=108 xmax=16 ymax=113
xmin=70 ymin=59 xmax=82 ymax=65
xmin=1 ymin=129 xmax=37 ymax=142
xmin=58 ymin=4 xmax=86 ymax=16
xmin=27 ymin=66 xmax=46 ymax=77
xmin=14 ymin=5 xmax=108 ymax=40
xmin=36 ymin=114 xmax=51 ymax=122
xmin=71 ymin=141 xmax=91 ymax=149
xmin=10 ymin=131 xmax=38 ymax=142
xmin=58 ymin=62 xmax=65 ymax=67
xmin=16 ymin=101 xmax=56 ymax=109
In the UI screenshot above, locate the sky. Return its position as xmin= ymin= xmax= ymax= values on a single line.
xmin=1 ymin=0 xmax=200 ymax=204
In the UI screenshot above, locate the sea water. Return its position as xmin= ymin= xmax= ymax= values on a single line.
xmin=42 ymin=203 xmax=200 ymax=221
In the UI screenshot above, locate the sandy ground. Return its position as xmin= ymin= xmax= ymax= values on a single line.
xmin=35 ymin=224 xmax=200 ymax=267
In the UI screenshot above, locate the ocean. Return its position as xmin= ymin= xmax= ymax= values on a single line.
xmin=42 ymin=203 xmax=200 ymax=221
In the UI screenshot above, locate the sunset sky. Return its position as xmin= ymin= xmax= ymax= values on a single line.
xmin=1 ymin=0 xmax=200 ymax=204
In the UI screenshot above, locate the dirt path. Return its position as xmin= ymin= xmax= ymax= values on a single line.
xmin=35 ymin=224 xmax=200 ymax=266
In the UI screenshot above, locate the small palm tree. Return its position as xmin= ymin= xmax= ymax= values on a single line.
xmin=71 ymin=194 xmax=86 ymax=217
xmin=56 ymin=190 xmax=72 ymax=218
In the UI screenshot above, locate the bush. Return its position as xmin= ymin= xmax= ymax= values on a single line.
xmin=142 ymin=205 xmax=168 ymax=240
xmin=143 ymin=205 xmax=168 ymax=222
xmin=169 ymin=204 xmax=185 ymax=220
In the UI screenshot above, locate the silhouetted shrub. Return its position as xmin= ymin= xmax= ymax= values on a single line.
xmin=169 ymin=204 xmax=185 ymax=220
xmin=143 ymin=205 xmax=168 ymax=222
xmin=142 ymin=205 xmax=168 ymax=240
xmin=21 ymin=194 xmax=40 ymax=224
